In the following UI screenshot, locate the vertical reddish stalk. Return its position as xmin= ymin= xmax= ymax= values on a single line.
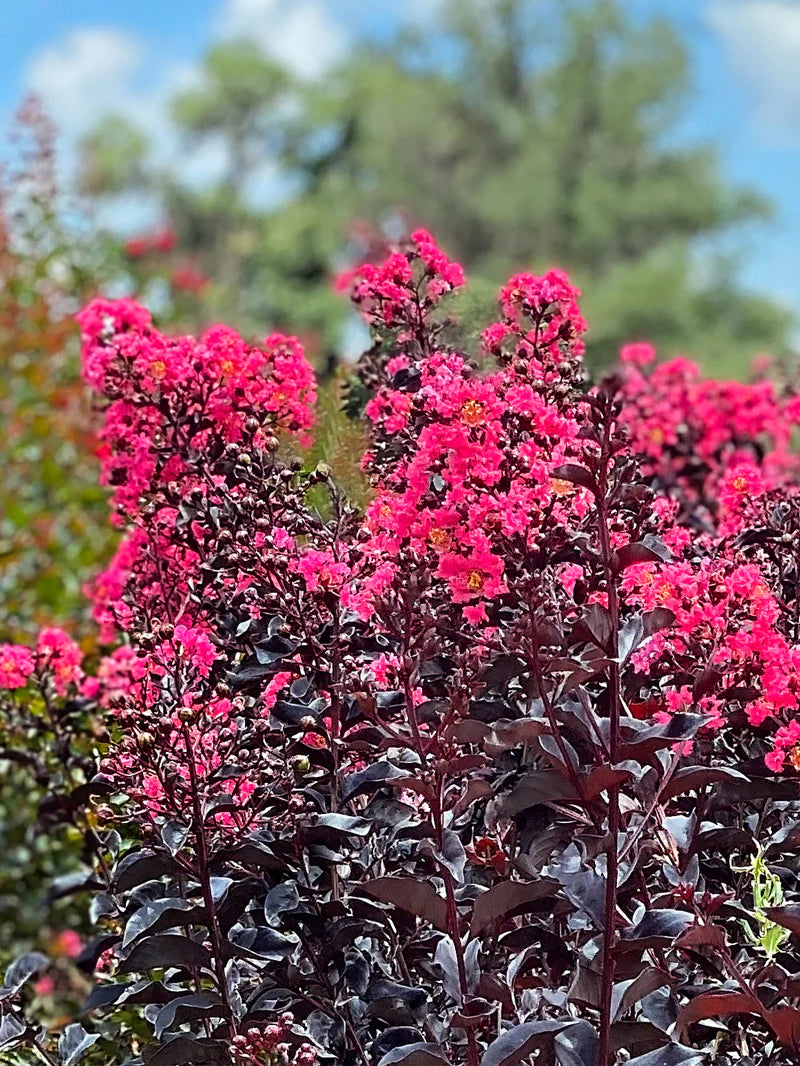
xmin=597 ymin=403 xmax=621 ymax=1066
xmin=182 ymin=722 xmax=237 ymax=1040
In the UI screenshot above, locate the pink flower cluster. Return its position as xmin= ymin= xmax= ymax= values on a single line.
xmin=0 ymin=629 xmax=82 ymax=696
xmin=619 ymin=347 xmax=800 ymax=531
xmin=78 ymin=301 xmax=316 ymax=636
xmin=232 ymin=1016 xmax=317 ymax=1066
xmin=337 ymin=227 xmax=464 ymax=326
xmin=0 ymin=643 xmax=35 ymax=689
xmin=77 ymin=301 xmax=315 ymax=519
xmin=484 ymin=267 xmax=587 ymax=364
xmin=349 ymin=237 xmax=588 ymax=621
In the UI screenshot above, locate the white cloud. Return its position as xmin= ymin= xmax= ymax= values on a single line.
xmin=23 ymin=28 xmax=226 ymax=204
xmin=20 ymin=0 xmax=351 ymax=217
xmin=399 ymin=0 xmax=444 ymax=27
xmin=218 ymin=0 xmax=348 ymax=80
xmin=26 ymin=27 xmax=144 ymax=135
xmin=707 ymin=0 xmax=800 ymax=138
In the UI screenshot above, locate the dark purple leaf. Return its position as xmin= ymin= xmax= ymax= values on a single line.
xmin=674 ymin=924 xmax=727 ymax=952
xmin=642 ymin=607 xmax=675 ymax=638
xmin=554 ymin=1021 xmax=598 ymax=1066
xmin=76 ymin=934 xmax=121 ymax=975
xmin=378 ymin=1043 xmax=451 ymax=1066
xmin=115 ymin=851 xmax=179 ymax=892
xmin=143 ymin=1036 xmax=230 ymax=1065
xmin=551 ymin=464 xmax=597 ymax=494
xmin=342 ymin=762 xmax=410 ymax=801
xmin=438 ymin=830 xmax=467 ymax=883
xmin=495 ymin=771 xmax=579 ymax=817
xmin=227 ymin=926 xmax=297 ymax=961
xmin=360 ymin=877 xmax=449 ymax=932
xmin=0 ymin=1013 xmax=27 ymax=1050
xmin=313 ymin=813 xmax=372 ymax=836
xmin=1 ymin=951 xmax=49 ymax=997
xmin=481 ymin=1020 xmax=571 ymax=1066
xmin=676 ymin=990 xmax=763 ymax=1035
xmin=118 ymin=934 xmax=213 ymax=974
xmin=627 ymin=1045 xmax=705 ymax=1066
xmin=48 ymin=871 xmax=104 ymax=901
xmin=58 ymin=1023 xmax=98 ymax=1066
xmin=661 ymin=766 xmax=748 ymax=802
xmin=618 ymin=910 xmax=693 ymax=951
xmin=264 ymin=882 xmax=300 ymax=922
xmin=470 ymin=879 xmax=558 ymax=936
xmin=764 ymin=905 xmax=800 ymax=936
xmin=612 ymin=542 xmax=667 ymax=572
xmin=123 ymin=899 xmax=207 ymax=947
xmin=612 ymin=968 xmax=672 ymax=1021
xmin=577 ymin=604 xmax=613 ymax=651
xmin=160 ymin=820 xmax=190 ymax=856
xmin=153 ymin=993 xmax=225 ymax=1039
xmin=692 ymin=668 xmax=722 ymax=701
xmin=765 ymin=1006 xmax=800 ymax=1045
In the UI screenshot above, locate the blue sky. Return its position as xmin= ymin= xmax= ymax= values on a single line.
xmin=1 ymin=0 xmax=799 ymax=316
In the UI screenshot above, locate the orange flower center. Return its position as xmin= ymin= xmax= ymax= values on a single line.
xmin=461 ymin=399 xmax=485 ymax=427
xmin=220 ymin=358 xmax=235 ymax=377
xmin=550 ymin=477 xmax=573 ymax=497
xmin=649 ymin=427 xmax=665 ymax=445
xmin=151 ymin=359 xmax=167 ymax=381
xmin=731 ymin=475 xmax=748 ymax=493
xmin=790 ymin=745 xmax=800 ymax=772
xmin=428 ymin=527 xmax=451 ymax=549
xmin=655 ymin=583 xmax=673 ymax=604
xmin=466 ymin=569 xmax=484 ymax=592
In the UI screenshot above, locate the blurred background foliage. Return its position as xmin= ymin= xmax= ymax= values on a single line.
xmin=79 ymin=0 xmax=793 ymax=369
xmin=0 ymin=100 xmax=113 ymax=643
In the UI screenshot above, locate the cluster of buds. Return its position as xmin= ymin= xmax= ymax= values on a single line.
xmin=231 ymin=1017 xmax=316 ymax=1066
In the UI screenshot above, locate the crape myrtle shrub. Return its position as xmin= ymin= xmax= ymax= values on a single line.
xmin=5 ymin=233 xmax=800 ymax=1065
